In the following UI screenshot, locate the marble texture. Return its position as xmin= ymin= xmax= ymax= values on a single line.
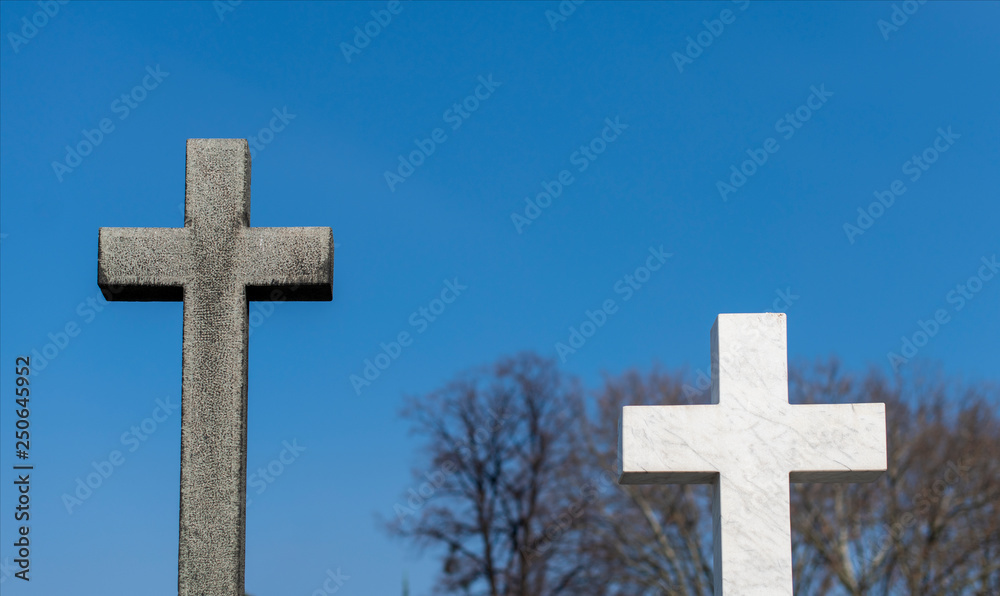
xmin=98 ymin=139 xmax=333 ymax=596
xmin=619 ymin=313 xmax=886 ymax=595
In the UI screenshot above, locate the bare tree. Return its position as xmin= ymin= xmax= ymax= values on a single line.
xmin=391 ymin=355 xmax=1000 ymax=595
xmin=580 ymin=369 xmax=714 ymax=596
xmin=387 ymin=353 xmax=601 ymax=596
xmin=790 ymin=362 xmax=1000 ymax=596
xmin=579 ymin=360 xmax=999 ymax=596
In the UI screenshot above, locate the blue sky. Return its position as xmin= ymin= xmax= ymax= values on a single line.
xmin=1 ymin=1 xmax=998 ymax=594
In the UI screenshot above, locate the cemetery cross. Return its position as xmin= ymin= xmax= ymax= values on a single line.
xmin=98 ymin=139 xmax=333 ymax=596
xmin=619 ymin=313 xmax=887 ymax=595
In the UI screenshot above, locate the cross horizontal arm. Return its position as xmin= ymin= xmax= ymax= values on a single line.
xmin=243 ymin=227 xmax=333 ymax=300
xmin=787 ymin=403 xmax=887 ymax=483
xmin=98 ymin=227 xmax=190 ymax=301
xmin=619 ymin=405 xmax=725 ymax=484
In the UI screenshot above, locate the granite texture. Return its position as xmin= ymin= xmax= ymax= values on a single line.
xmin=619 ymin=313 xmax=886 ymax=595
xmin=98 ymin=139 xmax=333 ymax=596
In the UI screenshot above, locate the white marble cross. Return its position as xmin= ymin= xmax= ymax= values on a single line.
xmin=618 ymin=313 xmax=886 ymax=595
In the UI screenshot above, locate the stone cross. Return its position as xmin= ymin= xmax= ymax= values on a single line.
xmin=98 ymin=139 xmax=333 ymax=596
xmin=618 ymin=313 xmax=886 ymax=595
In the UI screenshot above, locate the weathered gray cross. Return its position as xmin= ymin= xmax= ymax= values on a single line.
xmin=619 ymin=313 xmax=887 ymax=595
xmin=98 ymin=139 xmax=333 ymax=595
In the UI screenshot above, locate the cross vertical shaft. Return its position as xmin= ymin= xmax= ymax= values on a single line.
xmin=98 ymin=139 xmax=333 ymax=595
xmin=710 ymin=313 xmax=796 ymax=593
xmin=178 ymin=140 xmax=253 ymax=593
